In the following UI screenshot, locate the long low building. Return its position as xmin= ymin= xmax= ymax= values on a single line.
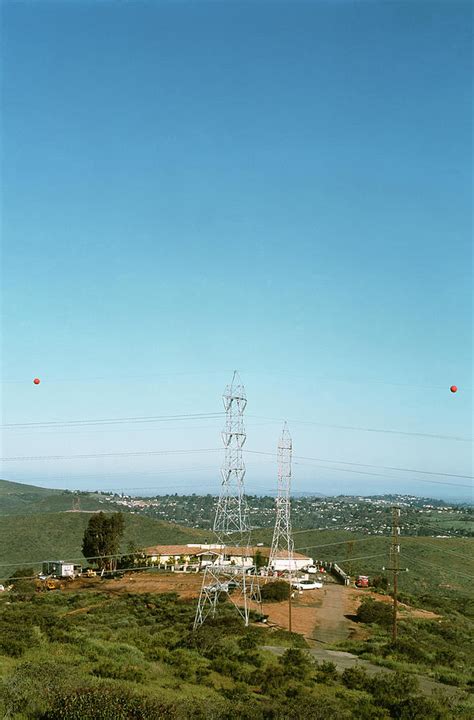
xmin=144 ymin=543 xmax=312 ymax=572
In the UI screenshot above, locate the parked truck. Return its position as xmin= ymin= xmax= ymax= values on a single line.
xmin=355 ymin=575 xmax=369 ymax=588
xmin=42 ymin=561 xmax=77 ymax=578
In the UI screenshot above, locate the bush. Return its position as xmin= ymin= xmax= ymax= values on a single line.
xmin=314 ymin=660 xmax=338 ymax=684
xmin=1 ymin=659 xmax=79 ymax=717
xmin=369 ymin=671 xmax=418 ymax=710
xmin=356 ymin=598 xmax=392 ymax=628
xmin=371 ymin=575 xmax=388 ymax=591
xmin=42 ymin=685 xmax=176 ymax=720
xmin=8 ymin=567 xmax=37 ymax=596
xmin=260 ymin=581 xmax=290 ymax=602
xmin=91 ymin=660 xmax=147 ymax=683
xmin=279 ymin=648 xmax=312 ymax=680
xmin=341 ymin=665 xmax=371 ymax=690
xmin=392 ymin=637 xmax=431 ymax=664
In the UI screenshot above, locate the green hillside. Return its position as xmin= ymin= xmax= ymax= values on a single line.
xmin=0 ymin=478 xmax=109 ymax=515
xmin=249 ymin=527 xmax=474 ymax=599
xmin=0 ymin=512 xmax=209 ymax=579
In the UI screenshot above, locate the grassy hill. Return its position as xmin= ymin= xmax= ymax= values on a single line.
xmin=0 ymin=478 xmax=110 ymax=515
xmin=0 ymin=511 xmax=209 ymax=579
xmin=249 ymin=527 xmax=474 ymax=600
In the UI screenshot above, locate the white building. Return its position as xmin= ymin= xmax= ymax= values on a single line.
xmin=144 ymin=543 xmax=312 ymax=572
xmin=270 ymin=550 xmax=314 ymax=573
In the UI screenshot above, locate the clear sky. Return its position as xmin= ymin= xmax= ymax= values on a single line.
xmin=1 ymin=0 xmax=472 ymax=501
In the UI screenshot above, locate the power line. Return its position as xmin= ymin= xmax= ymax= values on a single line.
xmin=0 ymin=548 xmax=388 ymax=575
xmin=328 ymin=552 xmax=388 ymax=564
xmin=1 ymin=412 xmax=224 ymax=430
xmin=402 ymin=550 xmax=474 ymax=580
xmin=246 ymin=450 xmax=473 ymax=485
xmin=415 ymin=539 xmax=474 ymax=562
xmin=0 ymin=448 xmax=221 ymax=462
xmin=2 ymin=446 xmax=471 ymax=489
xmin=247 ymin=414 xmax=472 ymax=443
xmin=294 ymin=536 xmax=383 ymax=552
xmin=4 ymin=410 xmax=469 ymax=443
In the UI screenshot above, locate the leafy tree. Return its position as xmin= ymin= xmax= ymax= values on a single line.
xmin=118 ymin=541 xmax=147 ymax=570
xmin=253 ymin=549 xmax=265 ymax=571
xmin=81 ymin=512 xmax=124 ymax=570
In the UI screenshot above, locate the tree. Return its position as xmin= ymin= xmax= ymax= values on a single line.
xmin=82 ymin=512 xmax=124 ymax=570
xmin=253 ymin=550 xmax=265 ymax=572
xmin=118 ymin=541 xmax=147 ymax=570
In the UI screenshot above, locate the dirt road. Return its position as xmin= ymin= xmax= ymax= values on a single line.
xmin=262 ymin=583 xmax=364 ymax=643
xmin=263 ymin=645 xmax=466 ymax=699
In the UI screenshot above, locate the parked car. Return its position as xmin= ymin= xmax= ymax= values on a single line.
xmin=204 ymin=582 xmax=230 ymax=594
xmin=305 ymin=565 xmax=318 ymax=574
xmin=292 ymin=579 xmax=323 ymax=591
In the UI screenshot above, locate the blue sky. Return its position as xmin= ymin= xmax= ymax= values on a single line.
xmin=1 ymin=0 xmax=472 ymax=500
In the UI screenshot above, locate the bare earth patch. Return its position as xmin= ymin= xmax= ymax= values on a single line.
xmin=66 ymin=572 xmax=437 ymax=643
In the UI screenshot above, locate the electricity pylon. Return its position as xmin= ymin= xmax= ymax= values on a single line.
xmin=267 ymin=423 xmax=295 ymax=629
xmin=194 ymin=372 xmax=259 ymax=629
xmin=268 ymin=423 xmax=294 ymax=578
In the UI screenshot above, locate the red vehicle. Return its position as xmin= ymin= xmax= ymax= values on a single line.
xmin=355 ymin=575 xmax=369 ymax=588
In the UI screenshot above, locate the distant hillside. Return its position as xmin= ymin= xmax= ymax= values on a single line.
xmin=248 ymin=527 xmax=474 ymax=599
xmin=0 ymin=478 xmax=111 ymax=516
xmin=0 ymin=511 xmax=209 ymax=577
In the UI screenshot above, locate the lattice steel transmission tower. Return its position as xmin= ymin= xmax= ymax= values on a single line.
xmin=213 ymin=372 xmax=249 ymax=543
xmin=194 ymin=372 xmax=259 ymax=629
xmin=268 ymin=423 xmax=295 ymax=582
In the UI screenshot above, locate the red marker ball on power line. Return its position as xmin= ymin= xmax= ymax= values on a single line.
xmin=450 ymin=385 xmax=458 ymax=393
xmin=33 ymin=378 xmax=41 ymax=385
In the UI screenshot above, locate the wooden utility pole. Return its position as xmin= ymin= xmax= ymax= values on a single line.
xmin=389 ymin=506 xmax=401 ymax=643
xmin=288 ymin=585 xmax=293 ymax=633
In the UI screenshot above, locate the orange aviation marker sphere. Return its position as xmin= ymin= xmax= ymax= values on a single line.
xmin=33 ymin=378 xmax=41 ymax=385
xmin=450 ymin=385 xmax=458 ymax=393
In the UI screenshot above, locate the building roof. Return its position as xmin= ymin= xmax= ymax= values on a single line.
xmin=145 ymin=545 xmax=196 ymax=556
xmin=144 ymin=544 xmax=311 ymax=561
xmin=270 ymin=550 xmax=312 ymax=561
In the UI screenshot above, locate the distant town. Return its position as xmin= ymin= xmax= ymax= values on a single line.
xmin=78 ymin=491 xmax=473 ymax=538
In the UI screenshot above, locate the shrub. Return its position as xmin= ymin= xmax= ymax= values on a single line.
xmin=369 ymin=671 xmax=418 ymax=710
xmin=356 ymin=598 xmax=392 ymax=628
xmin=7 ymin=567 xmax=37 ymax=596
xmin=371 ymin=575 xmax=388 ymax=591
xmin=42 ymin=685 xmax=176 ymax=720
xmin=341 ymin=665 xmax=370 ymax=691
xmin=260 ymin=581 xmax=290 ymax=602
xmin=91 ymin=660 xmax=147 ymax=683
xmin=279 ymin=648 xmax=312 ymax=680
xmin=314 ymin=660 xmax=338 ymax=684
xmin=392 ymin=637 xmax=431 ymax=664
xmin=1 ymin=659 xmax=79 ymax=718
